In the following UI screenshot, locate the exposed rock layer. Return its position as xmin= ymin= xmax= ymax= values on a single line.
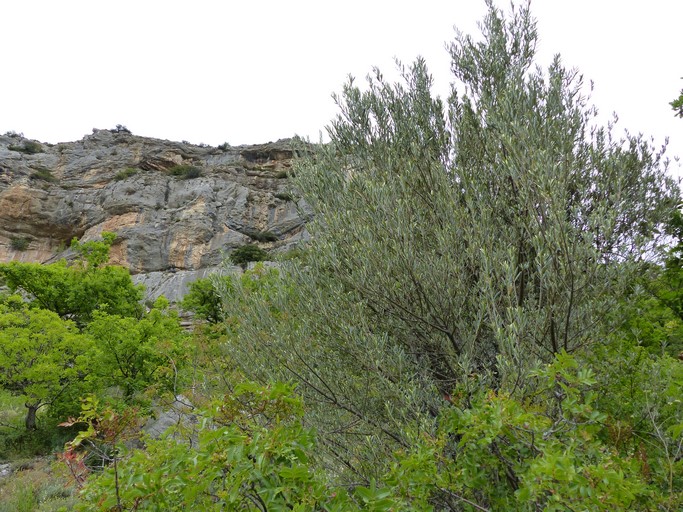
xmin=0 ymin=130 xmax=309 ymax=301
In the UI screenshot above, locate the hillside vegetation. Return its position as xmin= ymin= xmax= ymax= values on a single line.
xmin=0 ymin=3 xmax=682 ymax=511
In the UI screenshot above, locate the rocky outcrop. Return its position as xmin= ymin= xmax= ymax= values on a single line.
xmin=0 ymin=129 xmax=310 ymax=301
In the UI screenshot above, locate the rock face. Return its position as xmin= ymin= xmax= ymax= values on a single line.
xmin=0 ymin=129 xmax=310 ymax=301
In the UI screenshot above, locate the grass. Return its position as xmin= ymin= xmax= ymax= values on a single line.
xmin=114 ymin=167 xmax=139 ymax=181
xmin=0 ymin=458 xmax=76 ymax=512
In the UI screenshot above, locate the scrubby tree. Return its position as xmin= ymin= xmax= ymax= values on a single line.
xmin=219 ymin=0 xmax=679 ymax=483
xmin=0 ymin=296 xmax=95 ymax=430
xmin=181 ymin=276 xmax=229 ymax=323
xmin=0 ymin=232 xmax=143 ymax=328
xmin=229 ymin=244 xmax=268 ymax=269
xmin=87 ymin=297 xmax=189 ymax=400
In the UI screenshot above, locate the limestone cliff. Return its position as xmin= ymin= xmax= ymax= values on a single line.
xmin=0 ymin=128 xmax=309 ymax=301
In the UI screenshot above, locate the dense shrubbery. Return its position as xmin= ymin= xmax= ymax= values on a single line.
xmin=0 ymin=233 xmax=185 ymax=434
xmin=229 ymin=243 xmax=269 ymax=268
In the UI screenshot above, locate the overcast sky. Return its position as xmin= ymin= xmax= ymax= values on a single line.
xmin=1 ymin=1 xmax=681 ymax=172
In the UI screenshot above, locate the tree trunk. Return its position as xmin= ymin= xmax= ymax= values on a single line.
xmin=25 ymin=404 xmax=39 ymax=430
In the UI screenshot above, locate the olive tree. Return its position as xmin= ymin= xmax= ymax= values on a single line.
xmin=220 ymin=0 xmax=679 ymax=482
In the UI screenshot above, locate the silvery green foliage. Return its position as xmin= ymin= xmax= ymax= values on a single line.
xmin=216 ymin=265 xmax=435 ymax=482
xmin=219 ymin=1 xmax=678 ymax=482
xmin=296 ymin=1 xmax=676 ymax=386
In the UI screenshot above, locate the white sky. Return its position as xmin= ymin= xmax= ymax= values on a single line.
xmin=1 ymin=1 xmax=681 ymax=172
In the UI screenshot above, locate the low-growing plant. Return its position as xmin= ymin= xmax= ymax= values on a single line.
xmin=8 ymin=141 xmax=43 ymax=154
xmin=29 ymin=168 xmax=55 ymax=182
xmin=113 ymin=167 xmax=138 ymax=181
xmin=230 ymin=244 xmax=268 ymax=268
xmin=169 ymin=164 xmax=201 ymax=179
xmin=10 ymin=237 xmax=30 ymax=251
xmin=216 ymin=142 xmax=230 ymax=151
xmin=274 ymin=170 xmax=290 ymax=179
xmin=0 ymin=457 xmax=76 ymax=512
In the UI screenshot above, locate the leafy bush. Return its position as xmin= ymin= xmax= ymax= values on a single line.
xmin=29 ymin=168 xmax=55 ymax=182
xmin=72 ymin=349 xmax=680 ymax=511
xmin=0 ymin=232 xmax=144 ymax=328
xmin=274 ymin=170 xmax=290 ymax=179
xmin=9 ymin=237 xmax=29 ymax=251
xmin=8 ymin=141 xmax=43 ymax=154
xmin=113 ymin=167 xmax=138 ymax=181
xmin=216 ymin=142 xmax=230 ymax=151
xmin=74 ymin=383 xmax=356 ymax=511
xmin=169 ymin=164 xmax=201 ymax=179
xmin=229 ymin=244 xmax=268 ymax=268
xmin=181 ymin=276 xmax=229 ymax=324
xmin=86 ymin=298 xmax=189 ymax=399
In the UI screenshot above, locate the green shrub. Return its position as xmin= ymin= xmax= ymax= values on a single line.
xmin=274 ymin=170 xmax=290 ymax=179
xmin=8 ymin=141 xmax=43 ymax=154
xmin=10 ymin=237 xmax=29 ymax=251
xmin=181 ymin=277 xmax=227 ymax=324
xmin=114 ymin=167 xmax=139 ymax=181
xmin=230 ymin=244 xmax=268 ymax=268
xmin=29 ymin=168 xmax=55 ymax=182
xmin=216 ymin=142 xmax=230 ymax=151
xmin=169 ymin=164 xmax=201 ymax=179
